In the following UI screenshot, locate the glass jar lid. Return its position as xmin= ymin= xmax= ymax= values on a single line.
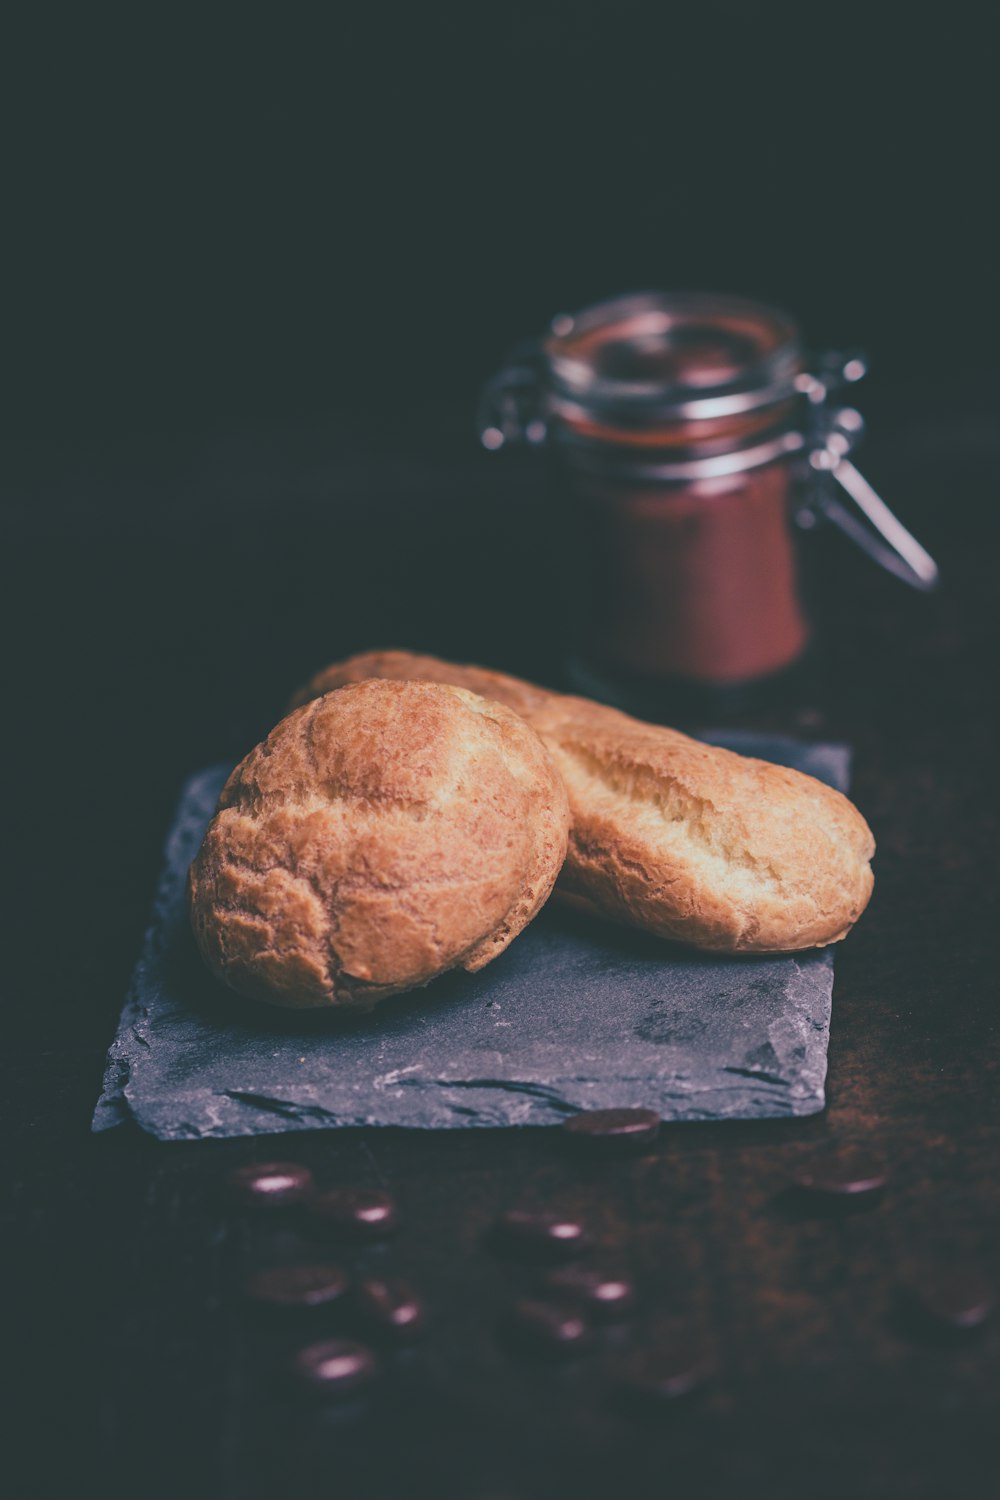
xmin=543 ymin=291 xmax=803 ymax=427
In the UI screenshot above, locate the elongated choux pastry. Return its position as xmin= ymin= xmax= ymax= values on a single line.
xmin=292 ymin=652 xmax=875 ymax=954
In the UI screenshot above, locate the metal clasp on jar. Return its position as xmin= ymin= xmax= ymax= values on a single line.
xmin=797 ymin=354 xmax=939 ymax=591
xmin=477 ymin=339 xmax=549 ymax=451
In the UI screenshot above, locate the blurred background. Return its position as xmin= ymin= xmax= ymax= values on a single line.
xmin=3 ymin=1 xmax=997 ymax=1042
xmin=3 ymin=1 xmax=996 ymax=439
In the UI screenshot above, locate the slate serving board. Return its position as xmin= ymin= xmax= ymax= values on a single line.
xmin=94 ymin=733 xmax=852 ymax=1140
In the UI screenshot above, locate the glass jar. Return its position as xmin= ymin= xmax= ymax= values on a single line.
xmin=479 ymin=291 xmax=937 ymax=718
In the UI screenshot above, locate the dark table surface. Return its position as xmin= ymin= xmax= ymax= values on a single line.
xmin=5 ymin=390 xmax=999 ymax=1500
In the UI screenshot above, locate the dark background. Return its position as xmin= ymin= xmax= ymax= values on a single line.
xmin=3 ymin=0 xmax=998 ymax=440
xmin=5 ymin=5 xmax=999 ymax=1498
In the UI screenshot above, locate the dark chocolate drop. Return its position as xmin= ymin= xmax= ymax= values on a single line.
xmin=356 ymin=1278 xmax=426 ymax=1338
xmin=506 ymin=1298 xmax=592 ymax=1356
xmin=541 ymin=1265 xmax=636 ymax=1318
xmin=310 ymin=1187 xmax=399 ymax=1238
xmin=290 ymin=1339 xmax=378 ymax=1395
xmin=229 ymin=1161 xmax=314 ymax=1208
xmin=245 ymin=1263 xmax=350 ymax=1309
xmin=493 ymin=1210 xmax=590 ymax=1260
xmin=562 ymin=1107 xmax=660 ymax=1148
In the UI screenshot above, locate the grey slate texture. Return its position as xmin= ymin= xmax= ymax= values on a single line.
xmin=94 ymin=733 xmax=852 ymax=1139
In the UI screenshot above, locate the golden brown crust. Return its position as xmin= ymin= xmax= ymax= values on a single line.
xmin=189 ymin=679 xmax=570 ymax=1009
xmin=293 ymin=652 xmax=875 ymax=954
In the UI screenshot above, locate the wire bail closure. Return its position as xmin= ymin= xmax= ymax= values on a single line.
xmin=797 ymin=354 xmax=939 ymax=592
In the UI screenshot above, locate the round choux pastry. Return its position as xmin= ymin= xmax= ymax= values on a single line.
xmin=189 ymin=678 xmax=570 ymax=1009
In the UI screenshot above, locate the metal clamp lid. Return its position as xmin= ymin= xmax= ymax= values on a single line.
xmin=478 ymin=333 xmax=940 ymax=593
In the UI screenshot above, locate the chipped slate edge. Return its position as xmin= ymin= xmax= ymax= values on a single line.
xmin=93 ymin=768 xmax=224 ymax=1132
xmin=118 ymin=1044 xmax=832 ymax=1139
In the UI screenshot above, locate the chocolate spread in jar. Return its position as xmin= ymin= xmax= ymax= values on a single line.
xmin=576 ymin=458 xmax=808 ymax=684
xmin=482 ymin=290 xmax=936 ymax=710
xmin=542 ymin=293 xmax=811 ymax=697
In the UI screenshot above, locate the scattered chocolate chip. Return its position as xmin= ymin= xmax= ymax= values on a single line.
xmin=905 ymin=1265 xmax=996 ymax=1331
xmin=506 ymin=1298 xmax=592 ymax=1356
xmin=244 ymin=1263 xmax=350 ymax=1309
xmin=229 ymin=1162 xmax=315 ymax=1208
xmin=356 ymin=1278 xmax=426 ymax=1339
xmin=311 ymin=1187 xmax=399 ymax=1238
xmin=561 ymin=1108 xmax=660 ymax=1148
xmin=290 ymin=1339 xmax=378 ymax=1395
xmin=790 ymin=1154 xmax=887 ymax=1201
xmin=541 ymin=1265 xmax=636 ymax=1318
xmin=493 ymin=1210 xmax=590 ymax=1260
xmin=616 ymin=1344 xmax=715 ymax=1410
